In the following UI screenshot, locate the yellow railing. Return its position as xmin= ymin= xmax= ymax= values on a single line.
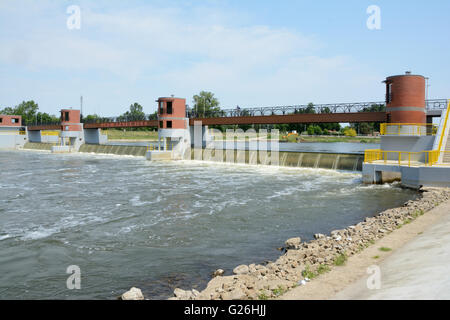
xmin=147 ymin=142 xmax=175 ymax=151
xmin=364 ymin=149 xmax=438 ymax=167
xmin=0 ymin=130 xmax=26 ymax=135
xmin=436 ymin=101 xmax=450 ymax=153
xmin=369 ymin=100 xmax=450 ymax=166
xmin=41 ymin=131 xmax=60 ymax=136
xmin=426 ymin=100 xmax=450 ymax=165
xmin=380 ymin=123 xmax=437 ymax=136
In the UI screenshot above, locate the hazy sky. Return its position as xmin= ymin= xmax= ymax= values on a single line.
xmin=1 ymin=0 xmax=449 ymax=116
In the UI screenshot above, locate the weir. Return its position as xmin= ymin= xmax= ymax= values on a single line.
xmin=78 ymin=144 xmax=147 ymax=156
xmin=23 ymin=142 xmax=57 ymax=151
xmin=189 ymin=148 xmax=363 ymax=171
xmin=21 ymin=141 xmax=363 ymax=171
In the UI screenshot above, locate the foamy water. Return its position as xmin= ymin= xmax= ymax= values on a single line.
xmin=0 ymin=150 xmax=416 ymax=299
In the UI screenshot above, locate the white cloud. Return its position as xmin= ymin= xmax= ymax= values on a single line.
xmin=0 ymin=1 xmax=384 ymax=114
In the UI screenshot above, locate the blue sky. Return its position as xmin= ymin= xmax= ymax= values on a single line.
xmin=1 ymin=0 xmax=449 ymax=116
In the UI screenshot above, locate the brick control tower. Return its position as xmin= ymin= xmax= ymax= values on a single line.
xmin=148 ymin=97 xmax=190 ymax=160
xmin=384 ymin=72 xmax=426 ymax=124
xmin=52 ymin=109 xmax=84 ymax=153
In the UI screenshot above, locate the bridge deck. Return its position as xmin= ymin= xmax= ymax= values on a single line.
xmin=28 ymin=112 xmax=387 ymax=131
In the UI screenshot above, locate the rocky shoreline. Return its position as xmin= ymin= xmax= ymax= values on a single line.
xmin=120 ymin=187 xmax=450 ymax=300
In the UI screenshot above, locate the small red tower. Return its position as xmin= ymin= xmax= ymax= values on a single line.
xmin=157 ymin=97 xmax=187 ymax=130
xmin=60 ymin=109 xmax=82 ymax=132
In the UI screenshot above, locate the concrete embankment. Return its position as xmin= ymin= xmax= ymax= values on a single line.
xmin=330 ymin=197 xmax=450 ymax=300
xmin=167 ymin=188 xmax=450 ymax=300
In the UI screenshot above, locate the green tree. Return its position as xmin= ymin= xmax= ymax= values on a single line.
xmin=192 ymin=91 xmax=220 ymax=117
xmin=83 ymin=114 xmax=100 ymax=123
xmin=118 ymin=103 xmax=146 ymax=122
xmin=352 ymin=103 xmax=386 ymax=134
xmin=1 ymin=100 xmax=39 ymax=125
xmin=148 ymin=111 xmax=158 ymax=120
xmin=36 ymin=112 xmax=59 ymax=124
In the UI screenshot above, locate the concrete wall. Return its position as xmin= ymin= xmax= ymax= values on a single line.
xmin=28 ymin=130 xmax=42 ymax=142
xmin=363 ymin=162 xmax=450 ymax=188
xmin=27 ymin=131 xmax=59 ymax=143
xmin=380 ymin=136 xmax=435 ymax=152
xmin=41 ymin=135 xmax=59 ymax=143
xmin=0 ymin=134 xmax=27 ymax=149
xmin=84 ymin=128 xmax=108 ymax=145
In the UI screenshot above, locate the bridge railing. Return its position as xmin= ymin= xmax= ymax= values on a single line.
xmin=187 ymin=99 xmax=447 ymax=118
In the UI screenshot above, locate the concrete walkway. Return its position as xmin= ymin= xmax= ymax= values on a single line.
xmin=334 ymin=199 xmax=450 ymax=300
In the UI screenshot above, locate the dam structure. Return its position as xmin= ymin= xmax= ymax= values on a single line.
xmin=1 ymin=72 xmax=449 ymax=184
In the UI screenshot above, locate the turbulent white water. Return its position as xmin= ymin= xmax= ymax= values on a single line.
xmin=0 ymin=150 xmax=416 ymax=299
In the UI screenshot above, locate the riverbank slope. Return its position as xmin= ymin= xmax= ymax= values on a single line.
xmin=281 ymin=193 xmax=450 ymax=299
xmin=168 ymin=188 xmax=450 ymax=300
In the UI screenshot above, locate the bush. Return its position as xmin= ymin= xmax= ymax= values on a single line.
xmin=343 ymin=128 xmax=357 ymax=137
xmin=307 ymin=125 xmax=323 ymax=135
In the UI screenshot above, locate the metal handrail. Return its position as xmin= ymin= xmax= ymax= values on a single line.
xmin=436 ymin=101 xmax=450 ymax=153
xmin=380 ymin=123 xmax=438 ymax=136
xmin=364 ymin=149 xmax=450 ymax=167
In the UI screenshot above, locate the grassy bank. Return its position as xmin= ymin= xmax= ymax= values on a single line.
xmin=290 ymin=136 xmax=380 ymax=143
xmin=102 ymin=129 xmax=379 ymax=144
xmin=102 ymin=129 xmax=158 ymax=141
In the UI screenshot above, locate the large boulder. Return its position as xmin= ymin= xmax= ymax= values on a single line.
xmin=121 ymin=287 xmax=144 ymax=300
xmin=233 ymin=265 xmax=249 ymax=275
xmin=285 ymin=237 xmax=301 ymax=249
xmin=174 ymin=288 xmax=195 ymax=300
xmin=213 ymin=269 xmax=225 ymax=277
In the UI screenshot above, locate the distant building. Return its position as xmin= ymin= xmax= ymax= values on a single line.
xmin=0 ymin=115 xmax=22 ymax=127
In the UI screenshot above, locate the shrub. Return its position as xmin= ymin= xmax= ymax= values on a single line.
xmin=344 ymin=128 xmax=357 ymax=137
xmin=317 ymin=264 xmax=331 ymax=274
xmin=301 ymin=265 xmax=317 ymax=279
xmin=334 ymin=253 xmax=347 ymax=266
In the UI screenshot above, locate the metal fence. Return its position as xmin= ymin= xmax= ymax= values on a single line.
xmin=26 ymin=99 xmax=449 ymax=126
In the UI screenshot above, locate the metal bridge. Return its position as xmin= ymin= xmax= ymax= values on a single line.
xmin=27 ymin=99 xmax=448 ymax=131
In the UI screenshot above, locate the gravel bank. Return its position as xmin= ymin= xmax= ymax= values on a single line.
xmin=168 ymin=187 xmax=450 ymax=300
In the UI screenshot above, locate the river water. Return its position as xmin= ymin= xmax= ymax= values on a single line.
xmin=0 ymin=148 xmax=416 ymax=300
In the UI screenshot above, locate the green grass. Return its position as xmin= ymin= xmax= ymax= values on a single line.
xmin=102 ymin=129 xmax=159 ymax=140
xmin=317 ymin=264 xmax=331 ymax=275
xmin=334 ymin=253 xmax=348 ymax=266
xmin=372 ymin=255 xmax=380 ymax=259
xmin=258 ymin=292 xmax=269 ymax=300
xmin=412 ymin=209 xmax=425 ymax=218
xmin=379 ymin=247 xmax=392 ymax=252
xmin=301 ymin=265 xmax=317 ymax=279
xmin=272 ymin=286 xmax=287 ymax=297
xmin=280 ymin=135 xmax=380 ymax=144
